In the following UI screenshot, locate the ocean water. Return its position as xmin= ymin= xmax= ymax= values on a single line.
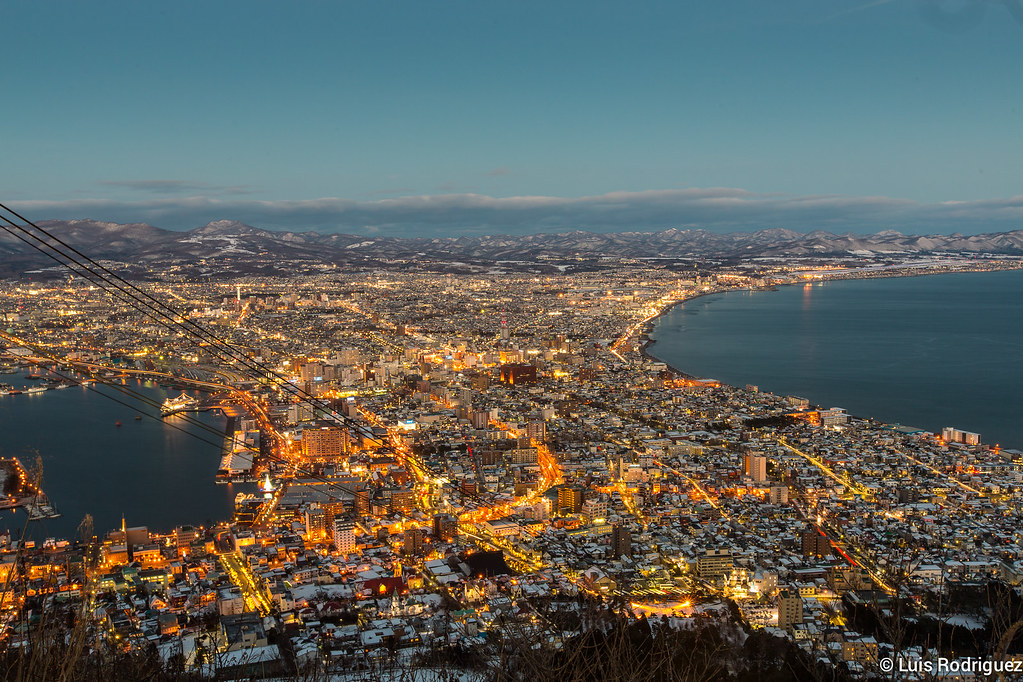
xmin=647 ymin=269 xmax=1023 ymax=449
xmin=0 ymin=373 xmax=249 ymax=540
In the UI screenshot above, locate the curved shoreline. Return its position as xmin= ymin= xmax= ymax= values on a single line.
xmin=639 ymin=264 xmax=1023 ymax=445
xmin=641 ymin=262 xmax=1022 ymax=370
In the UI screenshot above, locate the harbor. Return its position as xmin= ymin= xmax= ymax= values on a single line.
xmin=0 ymin=457 xmax=60 ymax=521
xmin=0 ymin=367 xmax=246 ymax=538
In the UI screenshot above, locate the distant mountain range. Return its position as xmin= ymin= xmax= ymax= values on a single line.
xmin=2 ymin=219 xmax=1022 ymax=277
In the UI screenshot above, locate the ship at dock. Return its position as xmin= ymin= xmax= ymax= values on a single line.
xmin=0 ymin=457 xmax=61 ymax=520
xmin=24 ymin=494 xmax=61 ymax=520
xmin=160 ymin=392 xmax=200 ymax=416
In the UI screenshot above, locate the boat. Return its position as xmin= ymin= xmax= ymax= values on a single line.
xmin=25 ymin=496 xmax=61 ymax=520
xmin=25 ymin=386 xmax=48 ymax=394
xmin=25 ymin=374 xmax=42 ymax=380
xmin=161 ymin=392 xmax=200 ymax=416
xmin=134 ymin=415 xmax=143 ymax=421
xmin=115 ymin=421 xmax=122 ymax=427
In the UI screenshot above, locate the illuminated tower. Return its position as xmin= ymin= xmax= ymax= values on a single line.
xmin=500 ymin=309 xmax=510 ymax=342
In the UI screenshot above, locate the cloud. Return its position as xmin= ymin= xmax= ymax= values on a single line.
xmin=485 ymin=167 xmax=510 ymax=177
xmin=97 ymin=179 xmax=257 ymax=196
xmin=8 ymin=187 xmax=1023 ymax=237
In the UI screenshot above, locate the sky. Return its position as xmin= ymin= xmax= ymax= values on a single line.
xmin=3 ymin=0 xmax=1023 ymax=237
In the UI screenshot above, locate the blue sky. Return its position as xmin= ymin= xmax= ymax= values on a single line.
xmin=4 ymin=0 xmax=1023 ymax=236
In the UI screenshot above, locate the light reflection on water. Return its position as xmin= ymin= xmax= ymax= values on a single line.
xmin=0 ymin=372 xmax=253 ymax=539
xmin=648 ymin=270 xmax=1023 ymax=449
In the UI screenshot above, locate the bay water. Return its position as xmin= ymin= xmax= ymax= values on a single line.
xmin=648 ymin=269 xmax=1023 ymax=449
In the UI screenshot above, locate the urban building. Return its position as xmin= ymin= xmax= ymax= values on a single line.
xmin=333 ymin=516 xmax=356 ymax=555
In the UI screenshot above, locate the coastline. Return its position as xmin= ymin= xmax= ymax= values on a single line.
xmin=0 ymin=371 xmax=237 ymax=539
xmin=638 ymin=263 xmax=1023 ymax=444
xmin=640 ymin=260 xmax=1023 ymax=368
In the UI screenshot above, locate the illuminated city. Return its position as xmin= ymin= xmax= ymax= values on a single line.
xmin=4 ymin=1 xmax=1023 ymax=680
xmin=0 ymin=236 xmax=1021 ymax=679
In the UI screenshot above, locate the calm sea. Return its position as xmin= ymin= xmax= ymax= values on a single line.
xmin=648 ymin=269 xmax=1023 ymax=449
xmin=0 ymin=373 xmax=249 ymax=540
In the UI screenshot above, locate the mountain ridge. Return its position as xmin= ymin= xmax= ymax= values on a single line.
xmin=2 ymin=219 xmax=1022 ymax=277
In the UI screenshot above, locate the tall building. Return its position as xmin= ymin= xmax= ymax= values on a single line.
xmin=500 ymin=311 xmax=511 ymax=341
xmin=302 ymin=426 xmax=346 ymax=460
xmin=354 ymin=488 xmax=370 ymax=516
xmin=433 ymin=513 xmax=458 ymax=541
xmin=174 ymin=525 xmax=199 ymax=558
xmin=334 ymin=516 xmax=356 ymax=555
xmin=526 ymin=420 xmax=546 ymax=441
xmin=581 ymin=496 xmax=607 ymax=524
xmin=511 ymin=448 xmax=539 ymax=464
xmin=479 ymin=449 xmax=502 ymax=466
xmin=743 ymin=453 xmax=767 ymax=483
xmin=404 ymin=527 xmax=424 ymax=555
xmin=469 ymin=409 xmax=491 ymax=429
xmin=611 ymin=523 xmax=631 ymax=558
xmin=696 ymin=549 xmax=733 ymax=580
xmin=558 ymin=486 xmax=583 ymax=514
xmin=499 ymin=363 xmax=537 ymax=385
xmin=389 ymin=489 xmax=415 ymax=513
xmin=778 ymin=590 xmax=804 ymax=630
xmin=768 ymin=485 xmax=789 ymax=505
xmin=801 ymin=530 xmax=832 ymax=558
xmin=942 ymin=427 xmax=981 ymax=446
xmin=304 ymin=503 xmax=331 ymax=540
xmin=819 ymin=408 xmax=849 ymax=427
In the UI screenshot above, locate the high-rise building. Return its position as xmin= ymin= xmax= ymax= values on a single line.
xmin=404 ymin=527 xmax=424 ymax=555
xmin=334 ymin=516 xmax=356 ymax=555
xmin=801 ymin=530 xmax=832 ymax=558
xmin=499 ymin=364 xmax=537 ymax=385
xmin=354 ymin=488 xmax=370 ymax=516
xmin=526 ymin=420 xmax=546 ymax=441
xmin=819 ymin=408 xmax=849 ymax=427
xmin=696 ymin=549 xmax=733 ymax=580
xmin=174 ymin=525 xmax=199 ymax=557
xmin=433 ymin=513 xmax=458 ymax=541
xmin=479 ymin=449 xmax=502 ymax=466
xmin=942 ymin=427 xmax=981 ymax=446
xmin=389 ymin=489 xmax=415 ymax=513
xmin=778 ymin=590 xmax=804 ymax=630
xmin=743 ymin=453 xmax=767 ymax=483
xmin=558 ymin=486 xmax=583 ymax=514
xmin=302 ymin=426 xmax=346 ymax=460
xmin=611 ymin=523 xmax=631 ymax=558
xmin=511 ymin=448 xmax=539 ymax=464
xmin=581 ymin=496 xmax=607 ymax=524
xmin=304 ymin=503 xmax=331 ymax=540
xmin=769 ymin=485 xmax=789 ymax=505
